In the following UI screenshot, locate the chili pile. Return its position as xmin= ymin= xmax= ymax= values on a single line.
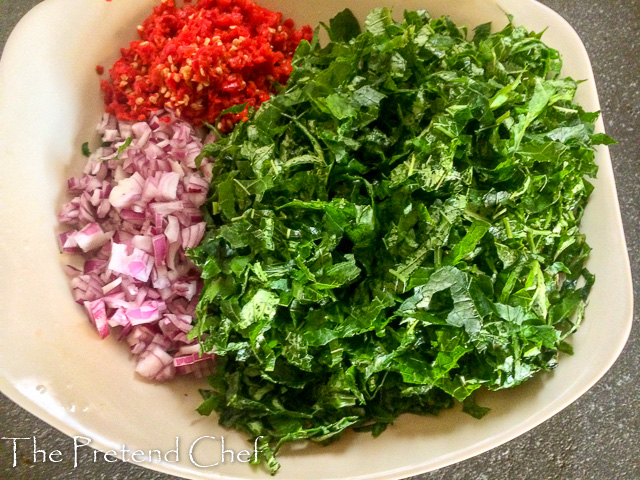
xmin=101 ymin=0 xmax=312 ymax=131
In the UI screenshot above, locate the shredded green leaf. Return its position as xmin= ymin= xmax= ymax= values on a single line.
xmin=114 ymin=137 xmax=132 ymax=161
xmin=81 ymin=141 xmax=91 ymax=157
xmin=188 ymin=8 xmax=611 ymax=473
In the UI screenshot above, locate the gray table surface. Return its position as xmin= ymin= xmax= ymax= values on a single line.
xmin=1 ymin=1 xmax=638 ymax=479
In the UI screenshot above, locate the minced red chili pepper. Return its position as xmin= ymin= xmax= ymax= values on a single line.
xmin=101 ymin=0 xmax=312 ymax=131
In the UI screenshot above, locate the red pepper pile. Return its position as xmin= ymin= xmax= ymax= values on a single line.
xmin=101 ymin=0 xmax=312 ymax=131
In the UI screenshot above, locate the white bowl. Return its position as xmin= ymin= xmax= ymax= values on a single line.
xmin=0 ymin=0 xmax=633 ymax=479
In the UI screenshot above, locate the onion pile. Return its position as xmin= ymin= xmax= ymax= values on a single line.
xmin=58 ymin=110 xmax=216 ymax=381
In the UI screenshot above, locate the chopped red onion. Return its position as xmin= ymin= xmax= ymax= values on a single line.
xmin=74 ymin=222 xmax=114 ymax=252
xmin=84 ymin=299 xmax=110 ymax=339
xmin=181 ymin=223 xmax=206 ymax=250
xmin=59 ymin=110 xmax=216 ymax=381
xmin=58 ymin=230 xmax=81 ymax=253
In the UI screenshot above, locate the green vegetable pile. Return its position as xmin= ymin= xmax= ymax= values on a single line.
xmin=188 ymin=8 xmax=613 ymax=473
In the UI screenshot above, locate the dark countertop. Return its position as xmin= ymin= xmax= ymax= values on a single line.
xmin=1 ymin=1 xmax=638 ymax=479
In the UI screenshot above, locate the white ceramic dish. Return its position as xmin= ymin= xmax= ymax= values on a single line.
xmin=0 ymin=0 xmax=633 ymax=479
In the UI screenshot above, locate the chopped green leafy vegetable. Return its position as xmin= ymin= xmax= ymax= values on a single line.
xmin=114 ymin=137 xmax=132 ymax=161
xmin=189 ymin=8 xmax=611 ymax=473
xmin=81 ymin=141 xmax=91 ymax=157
